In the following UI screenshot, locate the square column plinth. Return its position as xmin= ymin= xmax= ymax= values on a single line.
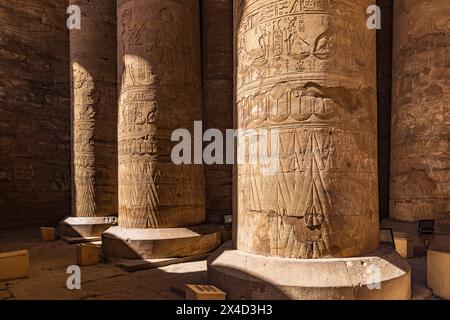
xmin=102 ymin=224 xmax=221 ymax=260
xmin=58 ymin=216 xmax=117 ymax=243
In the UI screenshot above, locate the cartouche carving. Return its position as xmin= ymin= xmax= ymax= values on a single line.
xmin=390 ymin=0 xmax=450 ymax=222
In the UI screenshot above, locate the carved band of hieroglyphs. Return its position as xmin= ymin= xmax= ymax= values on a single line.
xmin=237 ymin=0 xmax=372 ymax=92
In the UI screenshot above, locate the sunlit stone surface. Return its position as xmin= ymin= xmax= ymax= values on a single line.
xmin=117 ymin=0 xmax=205 ymax=228
xmin=235 ymin=0 xmax=379 ymax=259
xmin=70 ymin=0 xmax=118 ymax=218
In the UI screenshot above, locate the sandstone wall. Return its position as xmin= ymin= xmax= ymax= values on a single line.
xmin=390 ymin=0 xmax=450 ymax=221
xmin=0 ymin=0 xmax=70 ymax=229
xmin=117 ymin=0 xmax=205 ymax=228
xmin=235 ymin=0 xmax=379 ymax=258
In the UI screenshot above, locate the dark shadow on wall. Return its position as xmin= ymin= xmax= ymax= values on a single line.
xmin=0 ymin=1 xmax=71 ymax=230
xmin=376 ymin=0 xmax=394 ymax=220
xmin=0 ymin=226 xmax=208 ymax=300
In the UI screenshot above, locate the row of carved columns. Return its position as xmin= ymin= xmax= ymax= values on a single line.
xmin=59 ymin=0 xmax=449 ymax=299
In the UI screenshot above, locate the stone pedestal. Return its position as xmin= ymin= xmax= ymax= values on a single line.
xmin=202 ymin=0 xmax=234 ymax=224
xmin=208 ymin=0 xmax=411 ymax=300
xmin=102 ymin=225 xmax=220 ymax=259
xmin=209 ymin=242 xmax=411 ymax=300
xmin=390 ymin=0 xmax=450 ymax=222
xmin=103 ymin=0 xmax=220 ymax=262
xmin=59 ymin=216 xmax=117 ymax=243
xmin=60 ymin=0 xmax=118 ymax=241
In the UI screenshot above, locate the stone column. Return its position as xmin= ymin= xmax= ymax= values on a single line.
xmin=208 ymin=0 xmax=410 ymax=300
xmin=202 ymin=0 xmax=234 ymax=224
xmin=59 ymin=0 xmax=118 ymax=242
xmin=102 ymin=0 xmax=220 ymax=260
xmin=390 ymin=0 xmax=450 ymax=222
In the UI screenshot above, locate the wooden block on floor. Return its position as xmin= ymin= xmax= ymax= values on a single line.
xmin=186 ymin=284 xmax=226 ymax=300
xmin=394 ymin=236 xmax=414 ymax=258
xmin=40 ymin=227 xmax=56 ymax=242
xmin=77 ymin=242 xmax=101 ymax=266
xmin=0 ymin=250 xmax=29 ymax=281
xmin=427 ymin=249 xmax=450 ymax=300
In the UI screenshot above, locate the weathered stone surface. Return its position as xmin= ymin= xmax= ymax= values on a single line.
xmin=70 ymin=0 xmax=117 ymax=218
xmin=235 ymin=0 xmax=379 ymax=259
xmin=390 ymin=0 xmax=450 ymax=222
xmin=0 ymin=0 xmax=70 ymax=229
xmin=202 ymin=0 xmax=233 ymax=224
xmin=208 ymin=0 xmax=412 ymax=300
xmin=0 ymin=227 xmax=208 ymax=300
xmin=117 ymin=0 xmax=205 ymax=228
xmin=427 ymin=249 xmax=450 ymax=300
xmin=112 ymin=253 xmax=212 ymax=272
xmin=208 ymin=242 xmax=411 ymax=300
xmin=59 ymin=216 xmax=117 ymax=240
xmin=102 ymin=224 xmax=221 ymax=259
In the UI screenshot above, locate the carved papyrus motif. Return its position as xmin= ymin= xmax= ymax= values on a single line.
xmin=236 ymin=0 xmax=379 ymax=259
xmin=117 ymin=0 xmax=204 ymax=228
xmin=73 ymin=62 xmax=97 ymax=217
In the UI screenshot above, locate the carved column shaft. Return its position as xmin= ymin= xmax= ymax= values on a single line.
xmin=390 ymin=0 xmax=450 ymax=222
xmin=117 ymin=0 xmax=205 ymax=228
xmin=70 ymin=0 xmax=117 ymax=217
xmin=235 ymin=0 xmax=379 ymax=258
xmin=202 ymin=0 xmax=234 ymax=223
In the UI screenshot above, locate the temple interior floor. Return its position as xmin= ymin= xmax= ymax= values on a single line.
xmin=0 ymin=227 xmax=206 ymax=300
xmin=0 ymin=227 xmax=442 ymax=300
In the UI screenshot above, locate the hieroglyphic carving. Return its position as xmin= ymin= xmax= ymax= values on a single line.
xmin=73 ymin=63 xmax=96 ymax=216
xmin=236 ymin=0 xmax=374 ymax=91
xmin=118 ymin=54 xmax=160 ymax=228
xmin=390 ymin=0 xmax=450 ymax=222
xmin=236 ymin=0 xmax=379 ymax=259
xmin=118 ymin=0 xmax=205 ymax=229
xmin=70 ymin=0 xmax=117 ymax=218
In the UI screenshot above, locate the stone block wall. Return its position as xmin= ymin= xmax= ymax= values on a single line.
xmin=0 ymin=0 xmax=70 ymax=229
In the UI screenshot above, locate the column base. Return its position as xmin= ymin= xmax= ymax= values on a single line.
xmin=58 ymin=216 xmax=118 ymax=243
xmin=208 ymin=242 xmax=411 ymax=300
xmin=102 ymin=224 xmax=221 ymax=260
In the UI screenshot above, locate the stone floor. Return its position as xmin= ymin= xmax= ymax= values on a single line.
xmin=0 ymin=227 xmax=442 ymax=300
xmin=0 ymin=227 xmax=206 ymax=300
